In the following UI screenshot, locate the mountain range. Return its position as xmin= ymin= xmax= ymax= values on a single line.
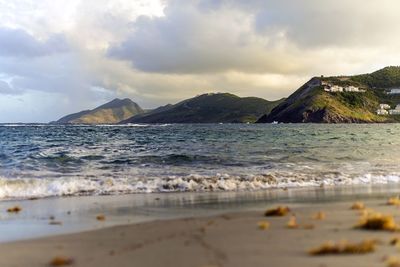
xmin=55 ymin=66 xmax=400 ymax=124
xmin=56 ymin=93 xmax=283 ymax=124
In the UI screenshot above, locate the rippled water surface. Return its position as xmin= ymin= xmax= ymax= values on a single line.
xmin=1 ymin=123 xmax=400 ymax=199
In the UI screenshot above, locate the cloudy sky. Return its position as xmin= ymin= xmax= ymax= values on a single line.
xmin=1 ymin=0 xmax=400 ymax=122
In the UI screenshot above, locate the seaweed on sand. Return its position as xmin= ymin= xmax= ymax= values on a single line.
xmin=286 ymin=216 xmax=299 ymax=229
xmin=49 ymin=221 xmax=63 ymax=225
xmin=309 ymin=240 xmax=376 ymax=255
xmin=385 ymin=256 xmax=400 ymax=267
xmin=264 ymin=206 xmax=290 ymax=217
xmin=49 ymin=256 xmax=74 ymax=266
xmin=303 ymin=224 xmax=315 ymax=230
xmin=6 ymin=206 xmax=21 ymax=213
xmin=96 ymin=214 xmax=106 ymax=221
xmin=257 ymin=221 xmax=270 ymax=230
xmin=351 ymin=202 xmax=365 ymax=210
xmin=390 ymin=237 xmax=400 ymax=246
xmin=355 ymin=213 xmax=399 ymax=231
xmin=387 ymin=197 xmax=400 ymax=206
xmin=312 ymin=211 xmax=326 ymax=220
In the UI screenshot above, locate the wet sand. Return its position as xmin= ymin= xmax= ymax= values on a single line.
xmin=1 ymin=197 xmax=400 ymax=266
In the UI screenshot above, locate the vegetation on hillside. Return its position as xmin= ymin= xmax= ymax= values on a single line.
xmin=123 ymin=93 xmax=284 ymax=123
xmin=258 ymin=67 xmax=400 ymax=123
xmin=351 ymin=66 xmax=400 ymax=88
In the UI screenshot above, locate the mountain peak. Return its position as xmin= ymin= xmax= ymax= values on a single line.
xmin=56 ymin=98 xmax=144 ymax=124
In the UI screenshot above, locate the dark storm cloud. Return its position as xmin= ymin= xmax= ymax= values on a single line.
xmin=0 ymin=27 xmax=69 ymax=58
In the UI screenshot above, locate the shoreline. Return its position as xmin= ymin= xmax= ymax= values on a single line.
xmin=2 ymin=196 xmax=400 ymax=266
xmin=1 ymin=184 xmax=400 ymax=243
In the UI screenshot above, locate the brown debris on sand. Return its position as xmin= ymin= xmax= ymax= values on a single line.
xmin=264 ymin=206 xmax=290 ymax=217
xmin=356 ymin=213 xmax=399 ymax=231
xmin=309 ymin=240 xmax=376 ymax=255
xmin=358 ymin=208 xmax=374 ymax=217
xmin=6 ymin=206 xmax=21 ymax=213
xmin=385 ymin=256 xmax=400 ymax=267
xmin=303 ymin=224 xmax=315 ymax=230
xmin=312 ymin=211 xmax=326 ymax=220
xmin=351 ymin=202 xmax=365 ymax=210
xmin=96 ymin=214 xmax=106 ymax=221
xmin=49 ymin=221 xmax=63 ymax=225
xmin=390 ymin=237 xmax=400 ymax=246
xmin=49 ymin=256 xmax=74 ymax=266
xmin=387 ymin=197 xmax=400 ymax=206
xmin=286 ymin=216 xmax=299 ymax=229
xmin=257 ymin=221 xmax=270 ymax=230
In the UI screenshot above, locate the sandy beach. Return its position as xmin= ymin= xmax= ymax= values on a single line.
xmin=2 ymin=190 xmax=400 ymax=267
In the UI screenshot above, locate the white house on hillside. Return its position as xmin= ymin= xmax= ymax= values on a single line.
xmin=376 ymin=103 xmax=392 ymax=115
xmin=346 ymin=86 xmax=361 ymax=92
xmin=388 ymin=104 xmax=400 ymax=115
xmin=377 ymin=109 xmax=389 ymax=115
xmin=388 ymin=89 xmax=400 ymax=95
xmin=379 ymin=104 xmax=391 ymax=109
xmin=324 ymin=83 xmax=365 ymax=93
xmin=324 ymin=85 xmax=344 ymax=92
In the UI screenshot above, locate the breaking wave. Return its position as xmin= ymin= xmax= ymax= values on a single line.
xmin=1 ymin=173 xmax=400 ymax=200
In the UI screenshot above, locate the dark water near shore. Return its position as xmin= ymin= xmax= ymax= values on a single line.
xmin=0 ymin=123 xmax=400 ymax=199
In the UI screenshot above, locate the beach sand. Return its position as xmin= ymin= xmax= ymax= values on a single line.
xmin=1 ymin=196 xmax=400 ymax=266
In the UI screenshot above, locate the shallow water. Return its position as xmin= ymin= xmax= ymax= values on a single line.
xmin=1 ymin=184 xmax=400 ymax=242
xmin=1 ymin=123 xmax=400 ymax=199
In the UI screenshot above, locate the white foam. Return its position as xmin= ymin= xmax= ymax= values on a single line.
xmin=0 ymin=173 xmax=400 ymax=200
xmin=96 ymin=124 xmax=151 ymax=127
xmin=0 ymin=124 xmax=49 ymax=127
xmin=95 ymin=124 xmax=171 ymax=127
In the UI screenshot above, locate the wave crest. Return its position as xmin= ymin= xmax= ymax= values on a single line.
xmin=1 ymin=173 xmax=400 ymax=200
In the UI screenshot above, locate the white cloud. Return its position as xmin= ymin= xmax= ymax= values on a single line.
xmin=108 ymin=2 xmax=304 ymax=74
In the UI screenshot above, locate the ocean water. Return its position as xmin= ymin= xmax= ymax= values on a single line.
xmin=0 ymin=123 xmax=400 ymax=200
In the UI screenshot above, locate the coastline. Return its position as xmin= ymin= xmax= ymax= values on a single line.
xmin=2 ymin=195 xmax=400 ymax=266
xmin=2 ymin=184 xmax=400 ymax=242
xmin=2 ymin=185 xmax=400 ymax=266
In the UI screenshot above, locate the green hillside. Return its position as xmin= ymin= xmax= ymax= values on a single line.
xmin=351 ymin=66 xmax=400 ymax=88
xmin=257 ymin=67 xmax=400 ymax=123
xmin=122 ymin=93 xmax=284 ymax=123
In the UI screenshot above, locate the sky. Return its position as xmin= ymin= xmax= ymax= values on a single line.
xmin=1 ymin=0 xmax=400 ymax=122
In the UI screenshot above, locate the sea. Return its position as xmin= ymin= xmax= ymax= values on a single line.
xmin=0 ymin=123 xmax=400 ymax=200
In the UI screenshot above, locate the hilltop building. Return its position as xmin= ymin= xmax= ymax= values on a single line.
xmin=389 ymin=105 xmax=400 ymax=115
xmin=377 ymin=109 xmax=389 ymax=115
xmin=324 ymin=85 xmax=344 ymax=92
xmin=346 ymin=86 xmax=362 ymax=92
xmin=323 ymin=83 xmax=365 ymax=93
xmin=379 ymin=104 xmax=391 ymax=109
xmin=376 ymin=103 xmax=391 ymax=115
xmin=377 ymin=103 xmax=400 ymax=115
xmin=388 ymin=89 xmax=400 ymax=95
